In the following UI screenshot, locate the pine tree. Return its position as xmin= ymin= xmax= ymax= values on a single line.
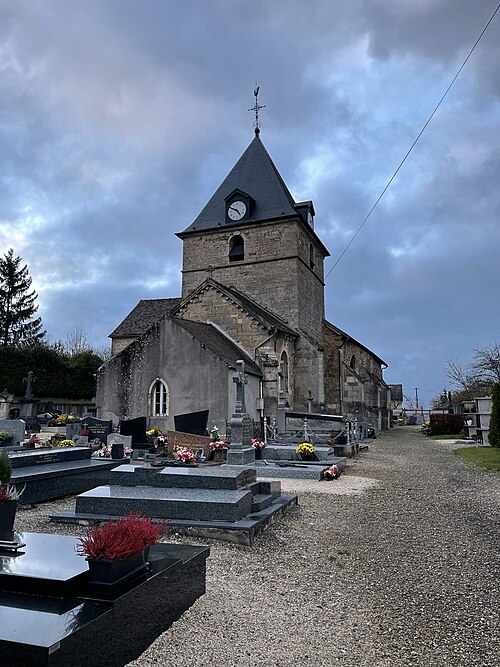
xmin=489 ymin=383 xmax=500 ymax=448
xmin=0 ymin=248 xmax=46 ymax=347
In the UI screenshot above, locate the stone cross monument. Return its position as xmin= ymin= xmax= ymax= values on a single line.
xmin=226 ymin=360 xmax=255 ymax=466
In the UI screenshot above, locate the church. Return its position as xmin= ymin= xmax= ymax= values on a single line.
xmin=96 ymin=127 xmax=391 ymax=434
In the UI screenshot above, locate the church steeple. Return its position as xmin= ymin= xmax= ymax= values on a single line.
xmin=177 ymin=133 xmax=299 ymax=237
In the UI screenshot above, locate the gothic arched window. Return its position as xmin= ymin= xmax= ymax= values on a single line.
xmin=149 ymin=378 xmax=169 ymax=417
xmin=279 ymin=350 xmax=289 ymax=395
xmin=350 ymin=355 xmax=357 ymax=371
xmin=229 ymin=235 xmax=245 ymax=262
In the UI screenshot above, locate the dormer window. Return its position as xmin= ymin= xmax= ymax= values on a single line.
xmin=229 ymin=235 xmax=245 ymax=262
xmin=225 ymin=189 xmax=252 ymax=224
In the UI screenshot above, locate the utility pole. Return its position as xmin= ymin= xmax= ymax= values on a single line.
xmin=415 ymin=387 xmax=419 ymax=410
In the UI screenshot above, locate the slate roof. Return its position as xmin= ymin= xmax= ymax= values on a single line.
xmin=109 ymin=298 xmax=182 ymax=338
xmin=178 ymin=133 xmax=297 ymax=236
xmin=323 ymin=319 xmax=388 ymax=367
xmin=173 ymin=318 xmax=262 ymax=376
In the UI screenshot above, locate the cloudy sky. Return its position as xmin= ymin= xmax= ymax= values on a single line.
xmin=1 ymin=0 xmax=499 ymax=407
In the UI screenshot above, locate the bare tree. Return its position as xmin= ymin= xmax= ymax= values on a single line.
xmin=64 ymin=323 xmax=92 ymax=356
xmin=445 ymin=343 xmax=500 ymax=399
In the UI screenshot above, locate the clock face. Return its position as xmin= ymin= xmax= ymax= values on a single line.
xmin=227 ymin=200 xmax=247 ymax=221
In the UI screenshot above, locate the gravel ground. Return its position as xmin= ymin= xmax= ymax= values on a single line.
xmin=15 ymin=427 xmax=500 ymax=667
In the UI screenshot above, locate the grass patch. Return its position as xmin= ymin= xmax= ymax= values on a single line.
xmin=455 ymin=447 xmax=500 ymax=471
xmin=431 ymin=434 xmax=462 ymax=440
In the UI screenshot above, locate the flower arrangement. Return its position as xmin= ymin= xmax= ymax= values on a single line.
xmin=93 ymin=443 xmax=133 ymax=458
xmin=147 ymin=427 xmax=161 ymax=437
xmin=209 ymin=440 xmax=228 ymax=451
xmin=322 ymin=464 xmax=341 ymax=481
xmin=48 ymin=415 xmax=82 ymax=426
xmin=296 ymin=442 xmax=315 ymax=458
xmin=0 ymin=431 xmax=13 ymax=442
xmin=252 ymin=439 xmax=266 ymax=450
xmin=153 ymin=435 xmax=168 ymax=448
xmin=54 ymin=439 xmax=75 ymax=448
xmin=76 ymin=512 xmax=167 ymax=561
xmin=175 ymin=446 xmax=197 ymax=463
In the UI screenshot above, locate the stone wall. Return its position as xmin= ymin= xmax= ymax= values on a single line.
xmin=176 ymin=283 xmax=270 ymax=356
xmin=111 ymin=336 xmax=138 ymax=356
xmin=97 ymin=317 xmax=261 ymax=431
xmin=181 ymin=217 xmax=326 ymax=339
xmin=323 ymin=321 xmax=388 ymax=430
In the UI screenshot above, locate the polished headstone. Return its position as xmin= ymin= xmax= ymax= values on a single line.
xmin=120 ymin=416 xmax=147 ymax=447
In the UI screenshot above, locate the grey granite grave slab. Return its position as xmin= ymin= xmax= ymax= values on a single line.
xmin=109 ymin=464 xmax=256 ymax=490
xmin=12 ymin=458 xmax=125 ymax=505
xmin=75 ymin=485 xmax=254 ymax=522
xmin=263 ymin=444 xmax=336 ymax=461
xmin=52 ymin=492 xmax=298 ymax=546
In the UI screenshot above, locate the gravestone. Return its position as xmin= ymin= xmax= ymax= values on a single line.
xmin=107 ymin=433 xmax=132 ymax=449
xmin=81 ymin=417 xmax=113 ymax=445
xmin=120 ymin=417 xmax=147 ymax=446
xmin=174 ymin=410 xmax=209 ymax=436
xmin=73 ymin=435 xmax=89 ymax=446
xmin=226 ymin=361 xmax=255 ymax=466
xmin=0 ymin=419 xmax=26 ymax=446
xmin=120 ymin=416 xmax=150 ymax=459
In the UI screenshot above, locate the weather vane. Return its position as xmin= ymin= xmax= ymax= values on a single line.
xmin=248 ymin=83 xmax=266 ymax=134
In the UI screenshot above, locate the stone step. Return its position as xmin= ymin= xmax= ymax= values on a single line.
xmin=251 ymin=494 xmax=274 ymax=513
xmin=247 ymin=480 xmax=282 ymax=499
xmin=75 ymin=485 xmax=253 ymax=522
xmin=109 ymin=464 xmax=256 ymax=490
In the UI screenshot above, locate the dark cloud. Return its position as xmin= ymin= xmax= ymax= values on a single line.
xmin=1 ymin=0 xmax=499 ymax=405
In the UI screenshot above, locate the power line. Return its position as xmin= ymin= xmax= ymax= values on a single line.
xmin=325 ymin=3 xmax=500 ymax=280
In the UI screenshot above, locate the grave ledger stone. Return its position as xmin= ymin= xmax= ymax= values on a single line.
xmin=226 ymin=361 xmax=255 ymax=466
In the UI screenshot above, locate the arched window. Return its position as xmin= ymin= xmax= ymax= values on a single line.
xmin=350 ymin=355 xmax=356 ymax=371
xmin=279 ymin=350 xmax=289 ymax=395
xmin=149 ymin=378 xmax=169 ymax=417
xmin=309 ymin=243 xmax=315 ymax=269
xmin=229 ymin=235 xmax=244 ymax=262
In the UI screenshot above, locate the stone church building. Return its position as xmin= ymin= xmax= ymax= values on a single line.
xmin=97 ymin=130 xmax=391 ymax=433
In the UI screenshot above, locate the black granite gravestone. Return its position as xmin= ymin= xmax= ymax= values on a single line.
xmin=120 ymin=417 xmax=147 ymax=448
xmin=81 ymin=417 xmax=113 ymax=444
xmin=174 ymin=410 xmax=209 ymax=436
xmin=110 ymin=442 xmax=124 ymax=459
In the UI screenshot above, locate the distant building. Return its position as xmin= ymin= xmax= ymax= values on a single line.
xmin=97 ymin=130 xmax=390 ymax=433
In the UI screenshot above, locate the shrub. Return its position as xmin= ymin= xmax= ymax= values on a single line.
xmin=0 ymin=449 xmax=12 ymax=485
xmin=76 ymin=513 xmax=167 ymax=560
xmin=429 ymin=414 xmax=464 ymax=436
xmin=489 ymin=383 xmax=500 ymax=448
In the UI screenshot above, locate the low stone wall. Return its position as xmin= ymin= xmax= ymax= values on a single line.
xmin=165 ymin=430 xmax=211 ymax=457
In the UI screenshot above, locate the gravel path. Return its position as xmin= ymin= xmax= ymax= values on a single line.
xmin=15 ymin=427 xmax=500 ymax=666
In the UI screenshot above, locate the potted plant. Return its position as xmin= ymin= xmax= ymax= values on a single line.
xmin=0 ymin=431 xmax=13 ymax=447
xmin=0 ymin=449 xmax=24 ymax=539
xmin=252 ymin=439 xmax=266 ymax=460
xmin=209 ymin=439 xmax=228 ymax=462
xmin=76 ymin=512 xmax=166 ymax=585
xmin=295 ymin=442 xmax=317 ymax=461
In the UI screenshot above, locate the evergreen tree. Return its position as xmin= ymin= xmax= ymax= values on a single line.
xmin=0 ymin=248 xmax=46 ymax=347
xmin=489 ymin=383 xmax=500 ymax=448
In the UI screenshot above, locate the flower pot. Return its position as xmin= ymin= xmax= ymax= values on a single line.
xmin=212 ymin=449 xmax=226 ymax=462
xmin=86 ymin=551 xmax=147 ymax=586
xmin=0 ymin=499 xmax=17 ymax=538
xmin=254 ymin=447 xmax=262 ymax=460
xmin=299 ymin=453 xmax=318 ymax=461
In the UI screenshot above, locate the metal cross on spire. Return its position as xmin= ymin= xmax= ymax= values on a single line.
xmin=248 ymin=83 xmax=266 ymax=135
